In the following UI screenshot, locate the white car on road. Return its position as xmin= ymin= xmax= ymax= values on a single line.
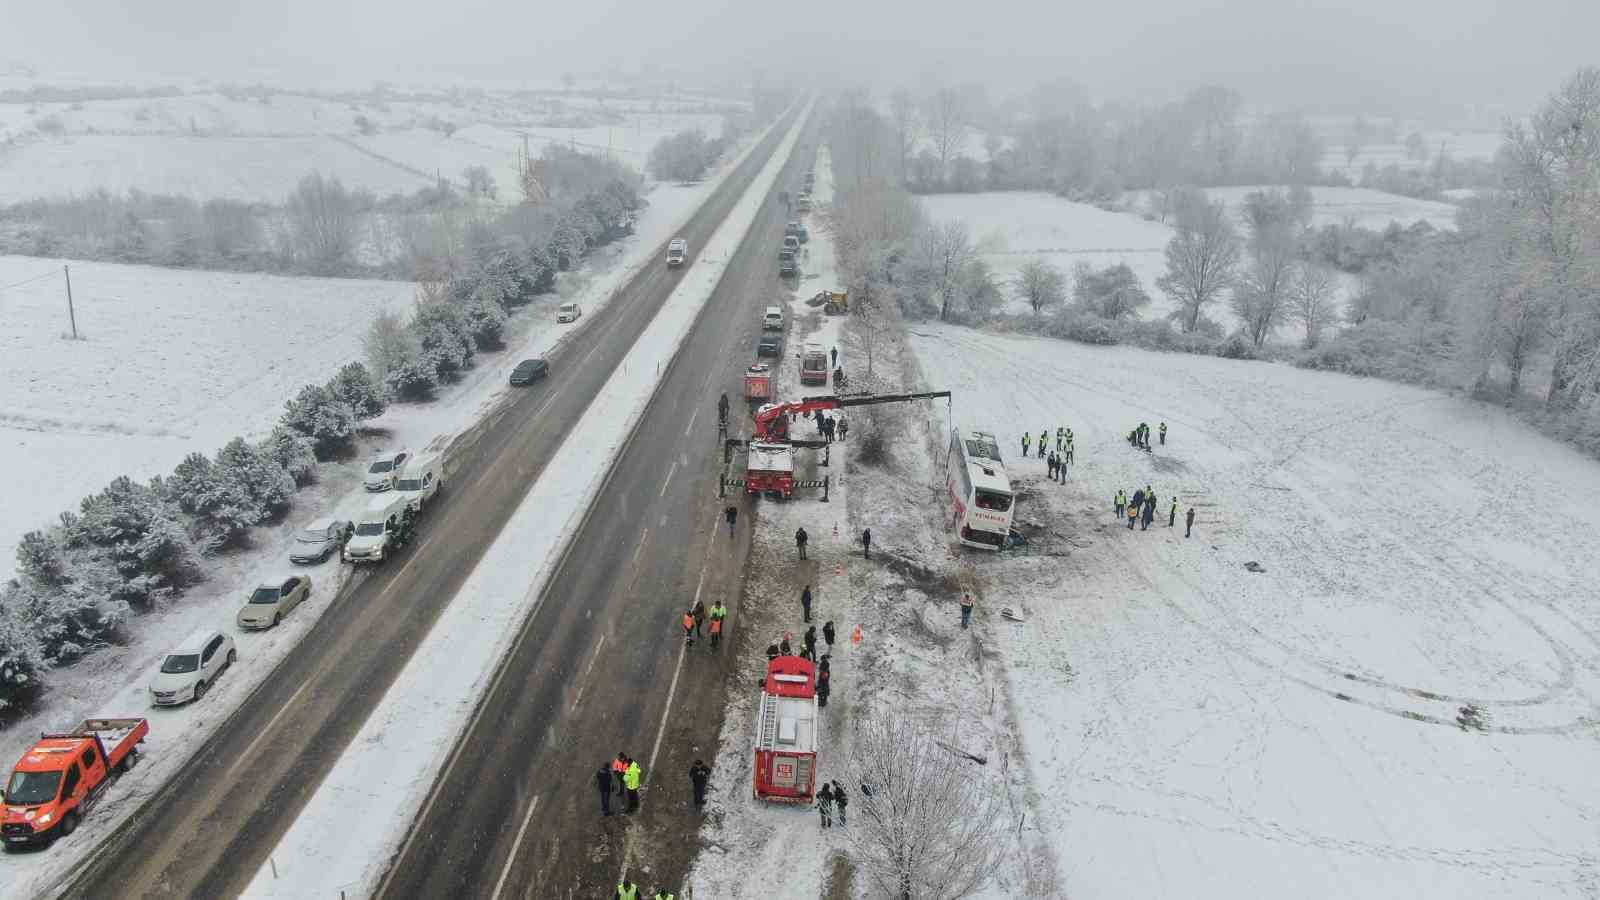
xmin=364 ymin=449 xmax=410 ymax=492
xmin=149 ymin=629 xmax=236 ymax=706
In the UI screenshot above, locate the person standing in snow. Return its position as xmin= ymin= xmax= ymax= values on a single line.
xmin=1131 ymin=488 xmax=1146 ymax=511
xmin=681 ymin=609 xmax=696 ymax=645
xmin=689 ymin=759 xmax=711 ymax=809
xmin=960 ymin=592 xmax=975 ymax=629
xmin=1141 ymin=495 xmax=1155 ymax=531
xmin=816 ymin=666 xmax=831 ymax=707
xmin=831 ymin=781 xmax=849 ymax=825
xmin=766 ymin=642 xmax=780 ymax=661
xmin=803 ymin=625 xmax=817 ymax=657
xmin=709 ymin=601 xmax=727 ymax=648
xmin=624 ymin=758 xmax=642 ymax=812
xmin=861 ymin=528 xmax=872 ymax=559
xmin=691 ymin=599 xmax=706 ymax=638
xmin=615 ymin=879 xmax=639 ymax=900
xmin=612 ymin=753 xmax=629 ymax=801
xmin=800 ymin=585 xmax=813 ymax=622
xmin=596 ymin=764 xmax=615 ymax=816
xmin=1114 ymin=490 xmax=1125 ymax=520
xmin=1159 ymin=421 xmax=1168 ymax=445
xmin=724 ymin=505 xmax=737 ymax=539
xmin=831 ymin=346 xmax=838 ymax=368
xmin=1038 ymin=430 xmax=1048 ymax=458
xmin=1186 ymin=506 xmax=1196 ymax=538
xmin=795 ymin=526 xmax=809 ymax=560
xmin=1169 ymin=498 xmax=1178 ymax=527
xmin=1127 ymin=503 xmax=1139 ymax=530
xmin=837 ymin=417 xmax=848 ymax=441
xmin=1065 ymin=431 xmax=1074 ymax=465
xmin=823 ymin=620 xmax=836 ymax=651
xmin=1047 ymin=451 xmax=1057 ymax=480
xmin=816 ymin=783 xmax=835 ymax=828
xmin=1022 ymin=432 xmax=1031 ymax=457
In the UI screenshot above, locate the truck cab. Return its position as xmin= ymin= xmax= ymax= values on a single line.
xmin=3 ymin=718 xmax=147 ymax=848
xmin=666 ymin=238 xmax=687 ymax=267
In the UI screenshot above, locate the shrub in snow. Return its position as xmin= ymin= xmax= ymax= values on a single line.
xmin=69 ymin=476 xmax=202 ymax=609
xmin=281 ymin=384 xmax=358 ymax=459
xmin=3 ymin=570 xmax=124 ymax=665
xmin=384 ymin=356 xmax=440 ymax=402
xmin=163 ymin=451 xmax=259 ymax=548
xmin=216 ymin=437 xmax=295 ymax=520
xmin=326 ymin=361 xmax=387 ymax=421
xmin=0 ymin=606 xmax=47 ymax=713
xmin=262 ymin=425 xmax=318 ymax=485
xmin=410 ymin=300 xmax=475 ymax=382
xmin=648 ymin=129 xmax=720 ymax=182
xmin=464 ymin=294 xmax=508 ymax=350
xmin=1217 ymin=332 xmax=1257 ymax=360
xmin=845 ymin=711 xmax=1004 ymax=900
xmin=1072 ymin=262 xmax=1151 ymax=322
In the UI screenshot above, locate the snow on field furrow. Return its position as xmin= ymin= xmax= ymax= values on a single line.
xmin=904 ymin=321 xmax=1600 ymax=899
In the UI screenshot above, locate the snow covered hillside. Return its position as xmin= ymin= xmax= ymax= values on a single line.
xmin=903 ymin=323 xmax=1600 ymax=899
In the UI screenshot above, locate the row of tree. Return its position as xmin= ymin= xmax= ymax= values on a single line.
xmin=647 ymin=129 xmax=727 ymax=182
xmin=0 ymin=363 xmax=386 ymax=713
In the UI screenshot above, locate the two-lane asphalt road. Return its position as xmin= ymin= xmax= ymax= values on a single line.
xmin=373 ymin=118 xmax=823 ymax=897
xmin=59 ymin=106 xmax=804 ymax=900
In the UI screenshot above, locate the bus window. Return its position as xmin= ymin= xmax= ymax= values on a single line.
xmin=975 ymin=490 xmax=1012 ymax=511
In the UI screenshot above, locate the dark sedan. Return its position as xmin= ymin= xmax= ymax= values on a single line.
xmin=757 ymin=333 xmax=783 ymax=357
xmin=510 ymin=358 xmax=549 ymax=385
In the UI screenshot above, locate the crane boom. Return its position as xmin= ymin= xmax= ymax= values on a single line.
xmin=752 ymin=390 xmax=951 ymax=441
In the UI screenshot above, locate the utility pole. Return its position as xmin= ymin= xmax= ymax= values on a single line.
xmin=63 ymin=264 xmax=78 ymax=339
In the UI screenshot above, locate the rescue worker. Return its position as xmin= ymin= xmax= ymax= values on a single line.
xmin=612 ymin=753 xmax=629 ymax=800
xmin=766 ymin=642 xmax=780 ymax=661
xmin=1127 ymin=503 xmax=1138 ymax=529
xmin=831 ymin=780 xmax=849 ymax=825
xmin=1114 ymin=489 xmax=1125 ymax=519
xmin=803 ymin=624 xmax=817 ymax=657
xmin=717 ymin=392 xmax=729 ymax=425
xmin=615 ymin=879 xmax=639 ymax=900
xmin=1169 ymin=498 xmax=1178 ymax=527
xmin=1038 ymin=429 xmax=1048 ymax=458
xmin=817 ymin=666 xmax=831 ymax=708
xmin=823 ymin=620 xmax=836 ymax=650
xmin=624 ymin=758 xmax=642 ymax=812
xmin=689 ymin=759 xmax=711 ymax=808
xmin=1159 ymin=421 xmax=1168 ymax=445
xmin=780 ymin=635 xmax=792 ymax=656
xmin=1056 ymin=427 xmax=1064 ymax=452
xmin=1141 ymin=495 xmax=1155 ymax=531
xmin=709 ymin=601 xmax=727 ymax=648
xmin=861 ymin=527 xmax=872 ymax=560
xmin=724 ymin=504 xmax=737 ymax=538
xmin=960 ymin=592 xmax=975 ymax=629
xmin=837 ymin=417 xmax=848 ymax=441
xmin=652 ymin=890 xmax=674 ymax=900
xmin=796 ymin=526 xmax=809 ymax=560
xmin=1047 ymin=451 xmax=1057 ymax=480
xmin=817 ymin=782 xmax=835 ymax=828
xmin=596 ymin=764 xmax=614 ymax=816
xmin=800 ymin=585 xmax=813 ymax=622
xmin=1186 ymin=506 xmax=1196 ymax=538
xmin=1022 ymin=432 xmax=1031 ymax=457
xmin=681 ymin=609 xmax=696 ymax=645
xmin=831 ymin=346 xmax=838 ymax=367
xmin=691 ymin=599 xmax=706 ymax=638
xmin=1064 ymin=431 xmax=1074 ymax=464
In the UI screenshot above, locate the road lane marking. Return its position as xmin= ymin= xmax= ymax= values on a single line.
xmin=685 ymin=409 xmax=699 ymax=436
xmin=659 ymin=461 xmax=678 ymax=497
xmin=569 ymin=634 xmax=607 ymax=714
xmin=645 ymin=553 xmax=710 ymax=781
xmin=227 ymin=679 xmax=314 ymax=778
xmin=578 ymin=339 xmax=606 ymax=370
xmin=632 ymin=529 xmax=650 ymax=565
xmin=488 ymin=793 xmax=541 ymax=900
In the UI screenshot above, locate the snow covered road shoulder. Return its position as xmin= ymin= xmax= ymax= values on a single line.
xmin=241 ymin=104 xmax=810 ymax=899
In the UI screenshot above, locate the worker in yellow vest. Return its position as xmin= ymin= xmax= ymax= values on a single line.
xmin=624 ymin=758 xmax=642 ymax=812
xmin=615 ymin=879 xmax=639 ymax=900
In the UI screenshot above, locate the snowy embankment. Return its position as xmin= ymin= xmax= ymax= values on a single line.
xmin=0 ymin=116 xmax=772 ymax=900
xmin=242 ymin=104 xmax=810 ymax=899
xmin=903 ymin=323 xmax=1600 ymax=899
xmin=685 ymin=145 xmax=1054 ymax=899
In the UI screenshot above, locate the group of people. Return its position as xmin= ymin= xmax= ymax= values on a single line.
xmin=796 ymin=526 xmax=871 ymax=560
xmin=1022 ymin=426 xmax=1074 ymax=462
xmin=612 ymin=881 xmax=677 ymax=900
xmin=816 ymin=779 xmax=850 ymax=828
xmin=1114 ymin=485 xmax=1195 ymax=537
xmin=1127 ymin=421 xmax=1167 ymax=452
xmin=597 ymin=752 xmax=644 ymax=816
xmin=680 ymin=598 xmax=728 ymax=648
xmin=766 ymin=623 xmax=835 ymax=706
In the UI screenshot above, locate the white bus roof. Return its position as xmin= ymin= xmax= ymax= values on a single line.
xmin=967 ymin=460 xmax=1011 ymax=494
xmin=954 ymin=429 xmax=1011 ymax=493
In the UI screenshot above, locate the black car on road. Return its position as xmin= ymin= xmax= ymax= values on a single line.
xmin=510 ymin=358 xmax=549 ymax=385
xmin=757 ymin=333 xmax=783 ymax=357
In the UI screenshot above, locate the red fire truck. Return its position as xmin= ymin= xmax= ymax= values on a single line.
xmin=752 ymin=656 xmax=819 ymax=803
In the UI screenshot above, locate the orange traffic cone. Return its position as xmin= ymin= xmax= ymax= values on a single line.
xmin=851 ymin=625 xmax=862 ymax=646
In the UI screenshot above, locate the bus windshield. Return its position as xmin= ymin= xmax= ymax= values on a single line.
xmin=975 ymin=489 xmax=1012 ymax=511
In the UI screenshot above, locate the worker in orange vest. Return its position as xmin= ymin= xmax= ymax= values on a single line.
xmin=681 ymin=609 xmax=695 ymax=645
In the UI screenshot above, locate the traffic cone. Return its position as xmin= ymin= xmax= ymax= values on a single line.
xmin=851 ymin=625 xmax=862 ymax=646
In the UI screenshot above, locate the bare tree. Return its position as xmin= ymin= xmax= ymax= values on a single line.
xmin=846 ymin=711 xmax=1005 ymax=900
xmin=1288 ymin=264 xmax=1340 ymax=348
xmin=1013 ymin=257 xmax=1066 ymax=315
xmin=917 ymin=221 xmax=972 ymax=321
xmin=1233 ymin=191 xmax=1298 ymax=346
xmin=924 ymin=87 xmax=966 ymax=186
xmin=1073 ymin=261 xmax=1151 ymax=321
xmin=889 ymin=88 xmax=920 ymax=184
xmin=1157 ymin=188 xmax=1240 ymax=332
xmin=462 ymin=165 xmax=496 ymax=199
xmin=285 ymin=172 xmax=358 ymax=274
xmin=954 ymin=258 xmax=1002 ymax=321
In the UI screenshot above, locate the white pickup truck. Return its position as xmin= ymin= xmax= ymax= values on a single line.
xmin=667 ymin=238 xmax=687 ymax=267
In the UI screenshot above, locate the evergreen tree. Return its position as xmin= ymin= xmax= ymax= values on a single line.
xmin=281 ymin=383 xmax=358 ymax=459
xmin=326 ymin=361 xmax=387 ymax=420
xmin=261 ymin=426 xmax=318 ymax=485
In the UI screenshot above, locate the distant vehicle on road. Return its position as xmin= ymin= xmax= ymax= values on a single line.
xmin=289 ymin=518 xmax=351 ymax=564
xmin=149 ymin=629 xmax=236 ymax=706
xmin=785 ymin=221 xmax=808 ymax=243
xmin=364 ymin=449 xmax=410 ymax=492
xmin=343 ymin=494 xmax=414 ymax=564
xmin=799 ymin=342 xmax=828 ymax=385
xmin=763 ymin=306 xmax=785 ymax=331
xmin=779 ymin=250 xmax=798 ymax=276
xmin=782 ymin=235 xmax=801 ymax=255
xmin=797 ymin=194 xmax=813 ymax=213
xmin=394 ymin=452 xmax=442 ymax=511
xmin=557 ymin=301 xmax=582 ymax=323
xmin=238 ymin=576 xmax=312 ymax=630
xmin=758 ymin=333 xmax=783 ymax=357
xmin=2 ymin=718 xmax=148 ymax=848
xmin=666 ymin=238 xmax=688 ymax=267
xmin=510 ymin=358 xmax=549 ymax=385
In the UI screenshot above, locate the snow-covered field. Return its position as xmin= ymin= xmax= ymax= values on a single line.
xmin=1319 ymin=130 xmax=1505 ymax=183
xmin=0 ymin=121 xmax=764 ymax=900
xmin=1120 ymin=185 xmax=1462 ymax=231
xmin=242 ymin=105 xmax=810 ymax=899
xmin=901 ymin=323 xmax=1600 ymax=899
xmin=0 ymin=89 xmax=728 ymax=202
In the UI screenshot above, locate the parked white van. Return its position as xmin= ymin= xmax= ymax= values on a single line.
xmin=763 ymin=306 xmax=784 ymax=331
xmin=557 ymin=302 xmax=581 ymax=323
xmin=394 ymin=453 xmax=442 ymax=512
xmin=343 ymin=494 xmax=412 ymax=563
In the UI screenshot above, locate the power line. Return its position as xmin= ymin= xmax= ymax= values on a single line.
xmin=0 ymin=268 xmax=58 ymax=293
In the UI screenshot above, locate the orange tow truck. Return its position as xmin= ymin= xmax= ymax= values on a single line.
xmin=2 ymin=717 xmax=148 ymax=848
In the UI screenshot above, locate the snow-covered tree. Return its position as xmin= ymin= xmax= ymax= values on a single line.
xmin=1289 ymin=264 xmax=1340 ymax=349
xmin=280 ymin=384 xmax=358 ymax=459
xmin=914 ymin=221 xmax=973 ymax=322
xmin=1233 ymin=193 xmax=1299 ymax=347
xmin=327 ymin=361 xmax=387 ymax=421
xmin=845 ymin=711 xmax=1005 ymax=900
xmin=411 ymin=299 xmax=475 ymax=382
xmin=0 ymin=603 xmax=47 ymax=712
xmin=463 ymin=293 xmax=508 ymax=349
xmin=1157 ymin=188 xmax=1240 ymax=332
xmin=261 ymin=425 xmax=318 ymax=485
xmin=163 ymin=451 xmax=257 ymax=548
xmin=1013 ymin=257 xmax=1067 ymax=316
xmin=71 ymin=476 xmax=202 ymax=608
xmin=365 ymin=310 xmax=421 ymax=387
xmin=285 ymin=172 xmax=359 ymax=274
xmin=1073 ymin=262 xmax=1151 ymax=321
xmin=216 ymin=437 xmax=295 ymax=520
xmin=954 ymin=258 xmax=1002 ymax=321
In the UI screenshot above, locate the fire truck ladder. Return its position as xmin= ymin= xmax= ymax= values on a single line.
xmin=759 ymin=694 xmax=780 ymax=745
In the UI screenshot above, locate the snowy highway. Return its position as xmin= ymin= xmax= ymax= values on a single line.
xmin=48 ymin=107 xmax=806 ymax=900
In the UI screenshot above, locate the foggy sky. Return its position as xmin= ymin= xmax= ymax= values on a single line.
xmin=1 ymin=0 xmax=1594 ymax=113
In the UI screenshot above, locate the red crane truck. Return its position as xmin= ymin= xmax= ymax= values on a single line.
xmin=753 ymin=656 xmax=819 ymax=803
xmin=2 ymin=717 xmax=148 ymax=848
xmin=743 ymin=390 xmax=951 ymax=498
